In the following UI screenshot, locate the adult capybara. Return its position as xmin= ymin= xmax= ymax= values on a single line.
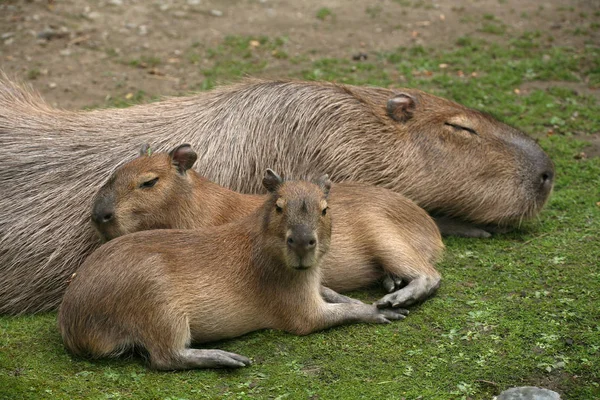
xmin=0 ymin=76 xmax=554 ymax=314
xmin=92 ymin=144 xmax=443 ymax=309
xmin=58 ymin=170 xmax=408 ymax=370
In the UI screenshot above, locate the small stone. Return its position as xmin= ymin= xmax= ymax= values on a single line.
xmin=86 ymin=11 xmax=101 ymax=20
xmin=375 ymin=27 xmax=382 ymax=33
xmin=159 ymin=4 xmax=169 ymax=11
xmin=352 ymin=52 xmax=368 ymax=61
xmin=1 ymin=32 xmax=15 ymax=39
xmin=497 ymin=386 xmax=561 ymax=400
xmin=138 ymin=25 xmax=148 ymax=35
xmin=440 ymin=14 xmax=445 ymax=21
xmin=3 ymin=38 xmax=14 ymax=45
xmin=32 ymin=14 xmax=40 ymax=21
xmin=249 ymin=40 xmax=260 ymax=48
xmin=125 ymin=23 xmax=137 ymax=29
xmin=59 ymin=48 xmax=71 ymax=56
xmin=108 ymin=0 xmax=123 ymax=5
xmin=210 ymin=9 xmax=223 ymax=17
xmin=514 ymin=88 xmax=521 ymax=95
xmin=48 ymin=82 xmax=57 ymax=89
xmin=187 ymin=0 xmax=201 ymax=4
xmin=439 ymin=63 xmax=448 ymax=69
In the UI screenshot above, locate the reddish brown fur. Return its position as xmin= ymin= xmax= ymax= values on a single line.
xmin=92 ymin=146 xmax=444 ymax=307
xmin=0 ymin=76 xmax=553 ymax=314
xmin=59 ymin=174 xmax=408 ymax=370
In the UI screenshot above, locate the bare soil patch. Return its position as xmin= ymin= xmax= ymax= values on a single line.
xmin=1 ymin=0 xmax=598 ymax=109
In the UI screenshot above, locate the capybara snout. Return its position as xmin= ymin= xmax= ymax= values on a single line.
xmin=263 ymin=169 xmax=332 ymax=271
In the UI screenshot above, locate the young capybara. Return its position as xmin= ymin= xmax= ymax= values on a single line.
xmin=92 ymin=144 xmax=444 ymax=309
xmin=0 ymin=76 xmax=554 ymax=314
xmin=58 ymin=170 xmax=409 ymax=370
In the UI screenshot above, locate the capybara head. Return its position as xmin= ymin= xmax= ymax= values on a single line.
xmin=382 ymin=89 xmax=555 ymax=225
xmin=91 ymin=143 xmax=197 ymax=242
xmin=261 ymin=169 xmax=332 ymax=270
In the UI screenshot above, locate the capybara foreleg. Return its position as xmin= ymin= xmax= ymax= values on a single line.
xmin=375 ymin=275 xmax=441 ymax=309
xmin=320 ymin=286 xmax=363 ymax=304
xmin=305 ymin=302 xmax=409 ymax=334
xmin=151 ymin=349 xmax=251 ymax=371
xmin=434 ymin=216 xmax=492 ymax=238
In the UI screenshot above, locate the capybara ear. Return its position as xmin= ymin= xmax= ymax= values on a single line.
xmin=315 ymin=174 xmax=332 ymax=197
xmin=169 ymin=144 xmax=198 ymax=174
xmin=386 ymin=93 xmax=416 ymax=122
xmin=263 ymin=169 xmax=283 ymax=193
xmin=140 ymin=143 xmax=152 ymax=157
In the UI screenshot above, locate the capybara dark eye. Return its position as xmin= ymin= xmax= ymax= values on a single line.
xmin=322 ymin=207 xmax=328 ymax=216
xmin=275 ymin=205 xmax=283 ymax=213
xmin=140 ymin=177 xmax=159 ymax=189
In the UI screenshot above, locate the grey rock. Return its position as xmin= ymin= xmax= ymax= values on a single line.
xmin=496 ymin=387 xmax=561 ymax=400
xmin=210 ymin=9 xmax=223 ymax=17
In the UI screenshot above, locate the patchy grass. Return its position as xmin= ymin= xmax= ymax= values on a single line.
xmin=1 ymin=29 xmax=600 ymax=400
xmin=316 ymin=7 xmax=333 ymax=21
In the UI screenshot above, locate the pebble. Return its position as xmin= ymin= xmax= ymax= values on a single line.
xmin=210 ymin=9 xmax=223 ymax=17
xmin=187 ymin=0 xmax=201 ymax=5
xmin=4 ymin=38 xmax=14 ymax=45
xmin=48 ymin=83 xmax=57 ymax=89
xmin=138 ymin=25 xmax=148 ymax=35
xmin=108 ymin=0 xmax=123 ymax=5
xmin=86 ymin=12 xmax=101 ymax=20
xmin=1 ymin=32 xmax=15 ymax=39
xmin=59 ymin=48 xmax=72 ymax=56
xmin=496 ymin=386 xmax=561 ymax=400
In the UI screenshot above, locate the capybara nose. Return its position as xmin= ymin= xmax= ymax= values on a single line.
xmin=92 ymin=209 xmax=114 ymax=225
xmin=287 ymin=226 xmax=317 ymax=256
xmin=541 ymin=169 xmax=554 ymax=188
xmin=534 ymin=155 xmax=555 ymax=196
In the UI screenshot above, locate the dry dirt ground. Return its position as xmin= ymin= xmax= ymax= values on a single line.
xmin=1 ymin=0 xmax=598 ymax=109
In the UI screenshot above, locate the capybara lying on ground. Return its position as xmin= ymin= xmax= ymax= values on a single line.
xmin=0 ymin=76 xmax=554 ymax=314
xmin=58 ymin=170 xmax=409 ymax=370
xmin=92 ymin=144 xmax=443 ymax=309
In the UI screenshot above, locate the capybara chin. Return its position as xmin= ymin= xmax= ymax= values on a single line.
xmin=0 ymin=76 xmax=553 ymax=314
xmin=58 ymin=170 xmax=409 ymax=370
xmin=93 ymin=144 xmax=443 ymax=310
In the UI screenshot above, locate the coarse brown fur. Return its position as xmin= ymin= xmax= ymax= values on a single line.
xmin=58 ymin=173 xmax=408 ymax=370
xmin=92 ymin=144 xmax=443 ymax=308
xmin=0 ymin=75 xmax=553 ymax=314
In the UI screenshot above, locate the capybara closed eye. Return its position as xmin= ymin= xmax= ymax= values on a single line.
xmin=58 ymin=171 xmax=408 ymax=370
xmin=0 ymin=77 xmax=552 ymax=314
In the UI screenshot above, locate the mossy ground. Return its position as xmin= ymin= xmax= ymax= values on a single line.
xmin=1 ymin=29 xmax=599 ymax=400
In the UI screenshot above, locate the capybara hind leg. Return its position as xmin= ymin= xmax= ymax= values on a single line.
xmin=151 ymin=349 xmax=251 ymax=370
xmin=375 ymin=275 xmax=441 ymax=309
xmin=382 ymin=274 xmax=404 ymax=293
